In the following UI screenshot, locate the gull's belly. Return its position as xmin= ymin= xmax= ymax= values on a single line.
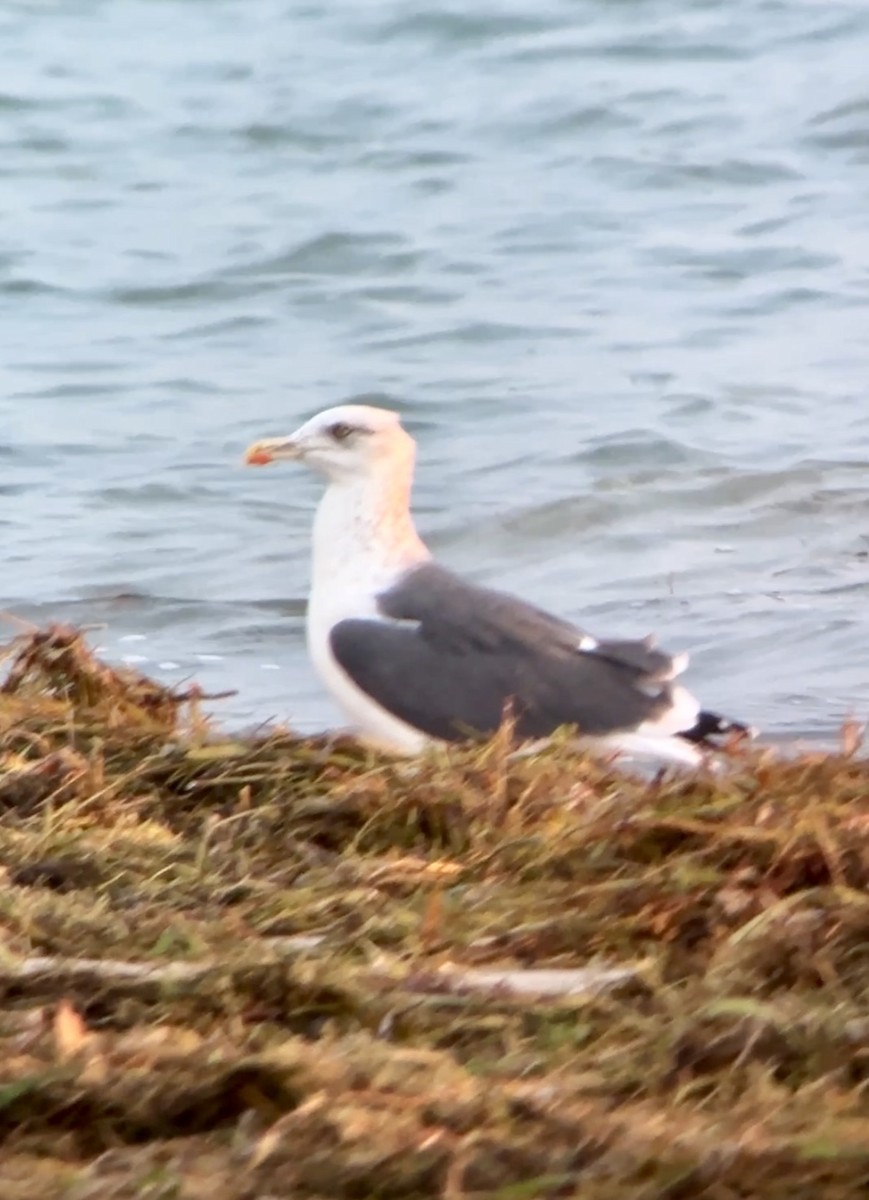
xmin=306 ymin=589 xmax=430 ymax=754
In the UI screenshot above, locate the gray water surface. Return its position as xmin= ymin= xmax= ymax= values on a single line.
xmin=3 ymin=0 xmax=869 ymax=738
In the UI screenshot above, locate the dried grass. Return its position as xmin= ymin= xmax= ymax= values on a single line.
xmin=0 ymin=625 xmax=866 ymax=1198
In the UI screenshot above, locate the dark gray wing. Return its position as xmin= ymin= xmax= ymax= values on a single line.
xmin=329 ymin=563 xmax=682 ymax=742
xmin=593 ymin=637 xmax=680 ymax=682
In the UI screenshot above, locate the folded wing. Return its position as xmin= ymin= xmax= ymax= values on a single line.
xmin=329 ymin=563 xmax=692 ymax=742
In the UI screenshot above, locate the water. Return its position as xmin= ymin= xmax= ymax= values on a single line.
xmin=3 ymin=0 xmax=869 ymax=740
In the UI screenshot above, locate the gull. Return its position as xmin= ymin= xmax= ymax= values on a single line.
xmin=245 ymin=404 xmax=749 ymax=767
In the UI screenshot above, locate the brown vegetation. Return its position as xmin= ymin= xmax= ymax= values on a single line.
xmin=0 ymin=625 xmax=866 ymax=1198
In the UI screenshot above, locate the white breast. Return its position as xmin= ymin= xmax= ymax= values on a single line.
xmin=305 ymin=474 xmax=433 ymax=755
xmin=306 ymin=585 xmax=430 ymax=753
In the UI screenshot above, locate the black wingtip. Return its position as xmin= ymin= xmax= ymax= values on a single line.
xmin=680 ymin=710 xmax=753 ymax=746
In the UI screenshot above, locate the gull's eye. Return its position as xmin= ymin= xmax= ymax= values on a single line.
xmin=329 ymin=422 xmax=354 ymax=442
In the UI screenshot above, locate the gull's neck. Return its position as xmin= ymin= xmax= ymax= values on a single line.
xmin=310 ymin=460 xmax=430 ymax=603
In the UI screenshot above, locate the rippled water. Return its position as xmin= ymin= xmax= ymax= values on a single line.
xmin=3 ymin=0 xmax=869 ymax=739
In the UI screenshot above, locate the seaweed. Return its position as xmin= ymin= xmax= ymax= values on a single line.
xmin=0 ymin=625 xmax=866 ymax=1198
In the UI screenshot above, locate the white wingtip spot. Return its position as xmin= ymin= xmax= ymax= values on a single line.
xmin=667 ymin=651 xmax=690 ymax=680
xmin=578 ymin=635 xmax=598 ymax=652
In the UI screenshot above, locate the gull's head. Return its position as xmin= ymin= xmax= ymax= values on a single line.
xmin=245 ymin=404 xmax=415 ymax=484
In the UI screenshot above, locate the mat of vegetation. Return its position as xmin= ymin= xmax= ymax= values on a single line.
xmin=0 ymin=624 xmax=866 ymax=1199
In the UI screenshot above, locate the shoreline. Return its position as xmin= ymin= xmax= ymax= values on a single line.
xmin=0 ymin=625 xmax=866 ymax=1197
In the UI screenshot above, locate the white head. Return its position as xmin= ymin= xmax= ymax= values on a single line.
xmin=245 ymin=404 xmax=416 ymax=485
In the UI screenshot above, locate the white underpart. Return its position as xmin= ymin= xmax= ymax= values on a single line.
xmin=301 ymin=418 xmax=707 ymax=769
xmin=307 ymin=474 xmax=432 ymax=754
xmin=594 ymin=729 xmax=704 ymax=769
xmin=309 ymin=604 xmax=430 ymax=753
xmin=512 ymin=731 xmax=704 ymax=769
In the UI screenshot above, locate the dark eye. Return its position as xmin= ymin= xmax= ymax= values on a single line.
xmin=329 ymin=422 xmax=354 ymax=442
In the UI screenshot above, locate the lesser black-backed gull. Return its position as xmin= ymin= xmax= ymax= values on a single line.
xmin=245 ymin=404 xmax=748 ymax=767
